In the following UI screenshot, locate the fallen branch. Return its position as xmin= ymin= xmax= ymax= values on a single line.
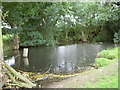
xmin=35 ymin=75 xmax=51 ymax=82
xmin=3 ymin=62 xmax=36 ymax=87
xmin=6 ymin=70 xmax=33 ymax=88
xmin=45 ymin=65 xmax=52 ymax=74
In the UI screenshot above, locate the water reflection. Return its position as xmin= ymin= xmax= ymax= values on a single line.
xmin=5 ymin=50 xmax=20 ymax=66
xmin=53 ymin=45 xmax=77 ymax=73
xmin=10 ymin=43 xmax=115 ymax=74
xmin=23 ymin=58 xmax=29 ymax=67
xmin=5 ymin=56 xmax=15 ymax=66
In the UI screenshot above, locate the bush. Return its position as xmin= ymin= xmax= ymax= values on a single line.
xmin=97 ymin=49 xmax=116 ymax=60
xmin=106 ymin=53 xmax=116 ymax=59
xmin=93 ymin=58 xmax=112 ymax=69
xmin=97 ymin=50 xmax=108 ymax=57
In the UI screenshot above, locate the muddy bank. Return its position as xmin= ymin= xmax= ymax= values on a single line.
xmin=21 ymin=66 xmax=94 ymax=88
xmin=44 ymin=61 xmax=118 ymax=88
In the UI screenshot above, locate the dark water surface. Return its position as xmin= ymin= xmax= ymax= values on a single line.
xmin=5 ymin=43 xmax=116 ymax=74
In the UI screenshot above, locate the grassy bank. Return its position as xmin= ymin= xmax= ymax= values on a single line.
xmin=76 ymin=61 xmax=118 ymax=88
xmin=81 ymin=47 xmax=119 ymax=88
xmin=82 ymin=74 xmax=118 ymax=88
xmin=93 ymin=47 xmax=119 ymax=69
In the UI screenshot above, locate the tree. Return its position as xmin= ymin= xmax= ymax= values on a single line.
xmin=2 ymin=2 xmax=120 ymax=47
xmin=2 ymin=2 xmax=21 ymax=49
xmin=0 ymin=9 xmax=3 ymax=60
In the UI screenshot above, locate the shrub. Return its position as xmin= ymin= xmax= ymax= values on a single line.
xmin=93 ymin=58 xmax=112 ymax=69
xmin=106 ymin=53 xmax=116 ymax=60
xmin=97 ymin=50 xmax=108 ymax=58
xmin=97 ymin=49 xmax=116 ymax=60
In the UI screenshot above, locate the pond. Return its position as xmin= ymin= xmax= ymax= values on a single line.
xmin=5 ymin=43 xmax=116 ymax=74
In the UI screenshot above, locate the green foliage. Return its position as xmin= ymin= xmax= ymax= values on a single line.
xmin=97 ymin=47 xmax=118 ymax=59
xmin=97 ymin=50 xmax=109 ymax=57
xmin=113 ymin=31 xmax=120 ymax=43
xmin=93 ymin=58 xmax=113 ymax=69
xmin=98 ymin=50 xmax=115 ymax=60
xmin=2 ymin=34 xmax=13 ymax=42
xmin=2 ymin=2 xmax=120 ymax=47
xmin=2 ymin=34 xmax=14 ymax=54
xmin=94 ymin=47 xmax=119 ymax=69
xmin=93 ymin=30 xmax=113 ymax=42
xmin=19 ymin=31 xmax=44 ymax=47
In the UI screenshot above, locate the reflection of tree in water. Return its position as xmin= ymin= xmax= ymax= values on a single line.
xmin=15 ymin=50 xmax=21 ymax=69
xmin=54 ymin=45 xmax=77 ymax=74
xmin=75 ymin=44 xmax=102 ymax=70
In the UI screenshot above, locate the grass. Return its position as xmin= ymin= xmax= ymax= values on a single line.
xmin=93 ymin=47 xmax=119 ymax=69
xmin=93 ymin=58 xmax=114 ymax=69
xmin=74 ymin=60 xmax=118 ymax=88
xmin=97 ymin=47 xmax=119 ymax=59
xmin=83 ymin=74 xmax=118 ymax=88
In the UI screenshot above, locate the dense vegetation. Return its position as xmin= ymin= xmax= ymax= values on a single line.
xmin=2 ymin=2 xmax=120 ymax=47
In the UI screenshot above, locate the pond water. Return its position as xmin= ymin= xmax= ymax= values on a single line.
xmin=5 ymin=43 xmax=116 ymax=74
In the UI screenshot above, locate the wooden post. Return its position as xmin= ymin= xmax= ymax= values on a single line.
xmin=0 ymin=9 xmax=3 ymax=60
xmin=23 ymin=48 xmax=28 ymax=58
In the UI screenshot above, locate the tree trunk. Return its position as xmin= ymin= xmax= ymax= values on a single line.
xmin=81 ymin=30 xmax=87 ymax=42
xmin=65 ymin=32 xmax=68 ymax=42
xmin=13 ymin=33 xmax=19 ymax=50
xmin=0 ymin=9 xmax=3 ymax=60
xmin=9 ymin=22 xmax=19 ymax=50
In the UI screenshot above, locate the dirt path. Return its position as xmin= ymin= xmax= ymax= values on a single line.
xmin=44 ymin=61 xmax=118 ymax=88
